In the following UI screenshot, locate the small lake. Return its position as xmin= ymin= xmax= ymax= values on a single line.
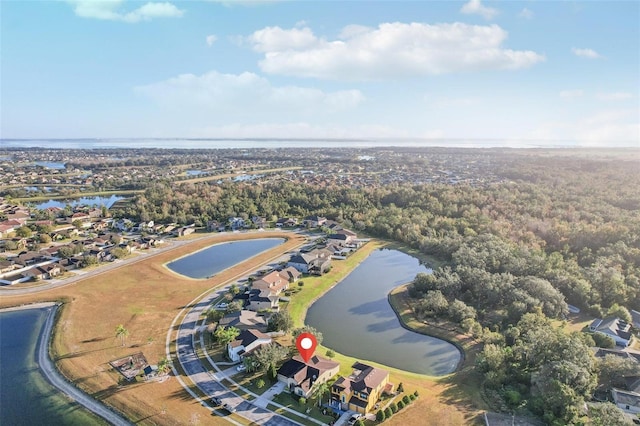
xmin=35 ymin=195 xmax=125 ymax=210
xmin=167 ymin=238 xmax=285 ymax=279
xmin=34 ymin=161 xmax=66 ymax=169
xmin=0 ymin=308 xmax=105 ymax=425
xmin=306 ymin=248 xmax=461 ymax=376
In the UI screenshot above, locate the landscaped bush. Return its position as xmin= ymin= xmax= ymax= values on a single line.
xmin=398 ymin=400 xmax=405 ymax=409
xmin=376 ymin=410 xmax=386 ymax=421
xmin=402 ymin=395 xmax=411 ymax=404
xmin=390 ymin=402 xmax=398 ymax=413
xmin=409 ymin=393 xmax=416 ymax=401
xmin=256 ymin=378 xmax=265 ymax=389
xmin=299 ymin=397 xmax=306 ymax=407
xmin=413 ymin=390 xmax=419 ymax=398
xmin=384 ymin=407 xmax=392 ymax=418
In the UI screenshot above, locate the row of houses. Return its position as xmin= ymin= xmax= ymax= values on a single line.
xmin=221 ymin=321 xmax=393 ymax=415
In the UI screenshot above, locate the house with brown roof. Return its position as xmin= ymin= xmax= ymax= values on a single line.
xmin=252 ymin=270 xmax=290 ymax=295
xmin=227 ymin=329 xmax=272 ymax=363
xmin=218 ymin=310 xmax=268 ymax=332
xmin=330 ymin=362 xmax=392 ymax=414
xmin=277 ymin=355 xmax=340 ymax=398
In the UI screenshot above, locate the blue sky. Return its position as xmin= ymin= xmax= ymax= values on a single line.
xmin=1 ymin=0 xmax=638 ymax=146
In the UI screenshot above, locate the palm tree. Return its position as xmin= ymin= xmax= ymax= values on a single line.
xmin=313 ymin=382 xmax=329 ymax=407
xmin=115 ymin=324 xmax=129 ymax=347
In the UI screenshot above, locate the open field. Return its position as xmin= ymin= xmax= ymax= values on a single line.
xmin=0 ymin=231 xmax=304 ymax=425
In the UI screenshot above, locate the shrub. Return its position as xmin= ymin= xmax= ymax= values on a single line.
xmin=376 ymin=410 xmax=386 ymax=421
xmin=397 ymin=382 xmax=404 ymax=393
xmin=298 ymin=281 xmax=304 ymax=287
xmin=299 ymin=397 xmax=306 ymax=406
xmin=413 ymin=390 xmax=419 ymax=398
xmin=402 ymin=395 xmax=410 ymax=405
xmin=409 ymin=393 xmax=416 ymax=401
xmin=384 ymin=407 xmax=393 ymax=418
xmin=390 ymin=402 xmax=398 ymax=413
xmin=256 ymin=378 xmax=265 ymax=389
xmin=325 ymin=349 xmax=335 ymax=359
xmin=398 ymin=400 xmax=405 ymax=410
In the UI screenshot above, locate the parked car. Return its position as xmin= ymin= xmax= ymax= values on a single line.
xmin=236 ymin=364 xmax=246 ymax=372
xmin=210 ymin=397 xmax=222 ymax=406
xmin=217 ymin=303 xmax=227 ymax=309
xmin=348 ymin=413 xmax=363 ymax=425
xmin=222 ymin=403 xmax=236 ymax=413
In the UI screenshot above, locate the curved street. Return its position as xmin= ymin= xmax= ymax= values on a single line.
xmin=168 ymin=235 xmax=334 ymax=426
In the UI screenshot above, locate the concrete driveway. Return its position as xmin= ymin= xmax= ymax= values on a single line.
xmin=254 ymin=381 xmax=286 ymax=408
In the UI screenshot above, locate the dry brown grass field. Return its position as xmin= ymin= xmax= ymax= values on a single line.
xmin=0 ymin=231 xmax=483 ymax=425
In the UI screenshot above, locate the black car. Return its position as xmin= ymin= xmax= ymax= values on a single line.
xmin=210 ymin=397 xmax=222 ymax=406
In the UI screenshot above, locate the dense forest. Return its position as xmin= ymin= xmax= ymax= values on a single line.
xmin=115 ymin=151 xmax=640 ymax=424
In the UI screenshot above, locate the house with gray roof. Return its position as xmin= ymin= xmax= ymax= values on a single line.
xmin=589 ymin=317 xmax=633 ymax=347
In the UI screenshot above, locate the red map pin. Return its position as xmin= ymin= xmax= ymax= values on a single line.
xmin=295 ymin=332 xmax=317 ymax=363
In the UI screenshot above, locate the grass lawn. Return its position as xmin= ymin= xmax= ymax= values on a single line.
xmin=271 ymin=392 xmax=335 ymax=424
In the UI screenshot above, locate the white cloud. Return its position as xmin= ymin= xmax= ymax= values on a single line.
xmin=247 ymin=23 xmax=545 ymax=80
xmin=206 ymin=35 xmax=218 ymax=46
xmin=135 ymin=70 xmax=364 ymax=115
xmin=519 ymin=8 xmax=534 ymax=19
xmin=67 ymin=1 xmax=184 ymax=23
xmin=460 ymin=0 xmax=499 ymax=20
xmin=248 ymin=26 xmax=318 ymax=52
xmin=529 ymin=109 xmax=640 ymax=146
xmin=576 ymin=109 xmax=640 ymax=145
xmin=596 ymin=92 xmax=633 ymax=101
xmin=559 ymin=89 xmax=584 ymax=99
xmin=572 ymin=47 xmax=602 ymax=59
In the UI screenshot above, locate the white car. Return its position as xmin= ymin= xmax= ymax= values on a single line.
xmin=217 ymin=303 xmax=227 ymax=309
xmin=348 ymin=414 xmax=363 ymax=424
xmin=236 ymin=364 xmax=246 ymax=372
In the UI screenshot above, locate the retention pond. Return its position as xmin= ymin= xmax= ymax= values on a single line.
xmin=306 ymin=248 xmax=461 ymax=375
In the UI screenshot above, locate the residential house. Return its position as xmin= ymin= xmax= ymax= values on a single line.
xmin=287 ymin=249 xmax=332 ymax=275
xmin=281 ymin=266 xmax=302 ymax=283
xmin=276 ymin=218 xmax=298 ymax=228
xmin=589 ymin=317 xmax=633 ymax=347
xmin=253 ymin=270 xmax=290 ymax=295
xmin=303 ymin=216 xmax=327 ymax=228
xmin=0 ymin=260 xmax=16 ymax=274
xmin=228 ymin=217 xmax=247 ymax=230
xmin=611 ymin=388 xmax=640 ymax=416
xmin=69 ymin=212 xmax=91 ymax=227
xmin=227 ymin=329 xmax=272 ymax=363
xmin=327 ymin=229 xmax=357 ymax=246
xmin=23 ymin=263 xmax=62 ymax=280
xmin=207 ymin=220 xmax=223 ymax=232
xmin=56 ymin=257 xmax=82 ymax=271
xmin=331 ymin=362 xmax=392 ymax=414
xmin=277 ymin=355 xmax=340 ymax=398
xmin=252 ymin=216 xmax=268 ymax=229
xmin=218 ymin=310 xmax=268 ymax=332
xmin=246 ymin=270 xmax=292 ymax=311
xmin=175 ymin=225 xmax=195 ymax=237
